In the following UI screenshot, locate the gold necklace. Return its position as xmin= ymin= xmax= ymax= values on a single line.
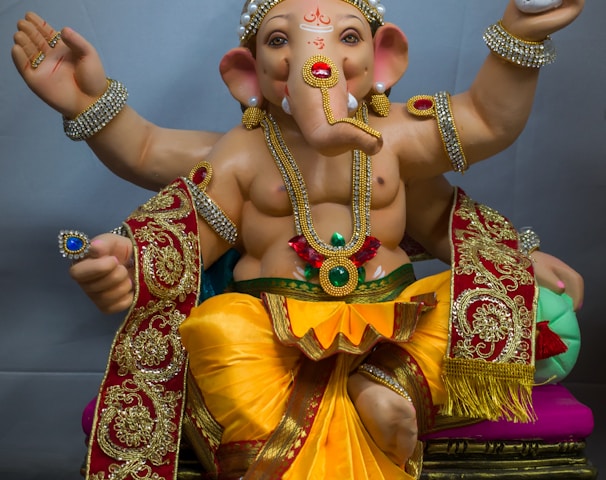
xmin=260 ymin=105 xmax=380 ymax=296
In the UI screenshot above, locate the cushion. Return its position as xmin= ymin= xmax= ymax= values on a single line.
xmin=422 ymin=384 xmax=594 ymax=443
xmin=535 ymin=287 xmax=581 ymax=384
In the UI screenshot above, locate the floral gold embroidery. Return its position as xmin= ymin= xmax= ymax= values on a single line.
xmin=442 ymin=189 xmax=537 ymax=423
xmin=114 ymin=404 xmax=155 ymax=447
xmin=138 ymin=227 xmax=199 ymax=302
xmin=450 ymin=194 xmax=535 ymax=365
xmin=131 ymin=326 xmax=170 ymax=368
xmin=451 ymin=290 xmax=533 ymax=363
xmin=86 ymin=180 xmax=202 ymax=480
xmin=112 ymin=301 xmax=187 ymax=381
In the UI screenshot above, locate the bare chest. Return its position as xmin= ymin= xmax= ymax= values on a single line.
xmin=249 ymin=153 xmax=402 ymax=218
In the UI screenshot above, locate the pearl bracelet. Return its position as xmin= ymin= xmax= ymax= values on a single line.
xmin=483 ymin=21 xmax=556 ymax=68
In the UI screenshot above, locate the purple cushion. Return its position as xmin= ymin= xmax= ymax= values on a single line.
xmin=421 ymin=384 xmax=594 ymax=443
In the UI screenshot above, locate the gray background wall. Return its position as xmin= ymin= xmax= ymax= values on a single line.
xmin=1 ymin=1 xmax=604 ymax=478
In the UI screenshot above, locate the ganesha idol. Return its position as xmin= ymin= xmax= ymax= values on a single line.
xmin=12 ymin=0 xmax=585 ymax=478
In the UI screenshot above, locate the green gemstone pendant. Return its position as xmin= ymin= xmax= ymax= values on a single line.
xmin=328 ymin=265 xmax=350 ymax=287
xmin=319 ymin=257 xmax=359 ymax=297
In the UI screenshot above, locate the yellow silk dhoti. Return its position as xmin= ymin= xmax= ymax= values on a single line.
xmin=180 ymin=268 xmax=451 ymax=479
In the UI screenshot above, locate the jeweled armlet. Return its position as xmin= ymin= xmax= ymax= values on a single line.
xmin=185 ymin=162 xmax=238 ymax=245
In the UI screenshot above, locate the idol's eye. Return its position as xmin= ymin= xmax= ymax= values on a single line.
xmin=341 ymin=29 xmax=361 ymax=44
xmin=268 ymin=33 xmax=288 ymax=47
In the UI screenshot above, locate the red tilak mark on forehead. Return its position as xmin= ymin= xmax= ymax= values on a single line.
xmin=304 ymin=7 xmax=331 ymax=26
xmin=308 ymin=37 xmax=326 ymax=50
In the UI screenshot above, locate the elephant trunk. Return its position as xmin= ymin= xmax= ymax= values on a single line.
xmin=285 ymin=55 xmax=382 ymax=156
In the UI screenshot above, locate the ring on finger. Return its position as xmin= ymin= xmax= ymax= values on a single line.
xmin=58 ymin=229 xmax=90 ymax=260
xmin=48 ymin=31 xmax=62 ymax=48
xmin=31 ymin=51 xmax=45 ymax=69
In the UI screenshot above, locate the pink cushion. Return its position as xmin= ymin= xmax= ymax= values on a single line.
xmin=82 ymin=396 xmax=96 ymax=436
xmin=83 ymin=385 xmax=594 ymax=443
xmin=422 ymin=384 xmax=594 ymax=443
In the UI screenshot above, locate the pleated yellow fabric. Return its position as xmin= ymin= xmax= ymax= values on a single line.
xmin=397 ymin=270 xmax=451 ymax=407
xmin=283 ymin=355 xmax=410 ymax=479
xmin=179 ymin=269 xmax=452 ymax=478
xmin=276 ymin=297 xmax=399 ymax=345
xmin=181 ymin=293 xmax=300 ymax=443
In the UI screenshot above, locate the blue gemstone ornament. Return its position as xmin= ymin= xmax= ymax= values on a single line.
xmin=58 ymin=230 xmax=90 ymax=260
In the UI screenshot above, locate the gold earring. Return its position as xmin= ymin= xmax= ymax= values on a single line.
xmin=242 ymin=97 xmax=265 ymax=130
xmin=369 ymin=82 xmax=390 ymax=117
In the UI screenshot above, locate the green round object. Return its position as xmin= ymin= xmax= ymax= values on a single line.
xmin=534 ymin=286 xmax=581 ymax=384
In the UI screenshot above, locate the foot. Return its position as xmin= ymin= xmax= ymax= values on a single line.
xmin=347 ymin=372 xmax=418 ymax=466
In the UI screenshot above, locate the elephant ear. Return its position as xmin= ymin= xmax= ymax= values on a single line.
xmin=372 ymin=23 xmax=409 ymax=90
xmin=219 ymin=47 xmax=263 ymax=106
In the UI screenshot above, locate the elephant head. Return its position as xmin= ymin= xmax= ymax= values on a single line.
xmin=220 ymin=0 xmax=409 ymax=156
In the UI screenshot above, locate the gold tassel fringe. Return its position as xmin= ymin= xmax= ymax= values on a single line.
xmin=440 ymin=358 xmax=536 ymax=423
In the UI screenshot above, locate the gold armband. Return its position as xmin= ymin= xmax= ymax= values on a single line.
xmin=407 ymin=92 xmax=468 ymax=174
xmin=185 ymin=162 xmax=238 ymax=245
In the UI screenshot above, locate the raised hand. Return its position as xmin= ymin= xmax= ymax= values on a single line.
xmin=69 ymin=233 xmax=135 ymax=314
xmin=503 ymin=0 xmax=584 ymax=41
xmin=11 ymin=12 xmax=108 ymax=118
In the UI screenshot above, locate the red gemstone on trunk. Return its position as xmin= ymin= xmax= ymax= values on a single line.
xmin=311 ymin=62 xmax=332 ymax=79
xmin=414 ymin=98 xmax=434 ymax=111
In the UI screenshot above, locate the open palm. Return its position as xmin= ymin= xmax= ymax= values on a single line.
xmin=12 ymin=12 xmax=108 ymax=118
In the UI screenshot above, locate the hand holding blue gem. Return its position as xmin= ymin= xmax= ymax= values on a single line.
xmin=58 ymin=230 xmax=90 ymax=260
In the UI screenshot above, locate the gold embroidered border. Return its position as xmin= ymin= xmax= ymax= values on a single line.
xmin=233 ymin=263 xmax=416 ymax=303
xmin=443 ymin=188 xmax=538 ymax=423
xmin=243 ymin=357 xmax=335 ymax=478
xmin=182 ymin=370 xmax=224 ymax=476
xmin=86 ymin=179 xmax=202 ymax=480
xmin=216 ymin=441 xmax=265 ymax=479
xmin=264 ymin=292 xmax=425 ymax=361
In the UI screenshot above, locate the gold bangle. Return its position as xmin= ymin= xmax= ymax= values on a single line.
xmin=483 ymin=21 xmax=556 ymax=68
xmin=518 ymin=227 xmax=541 ymax=255
xmin=63 ymin=78 xmax=128 ymax=141
xmin=185 ymin=162 xmax=238 ymax=245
